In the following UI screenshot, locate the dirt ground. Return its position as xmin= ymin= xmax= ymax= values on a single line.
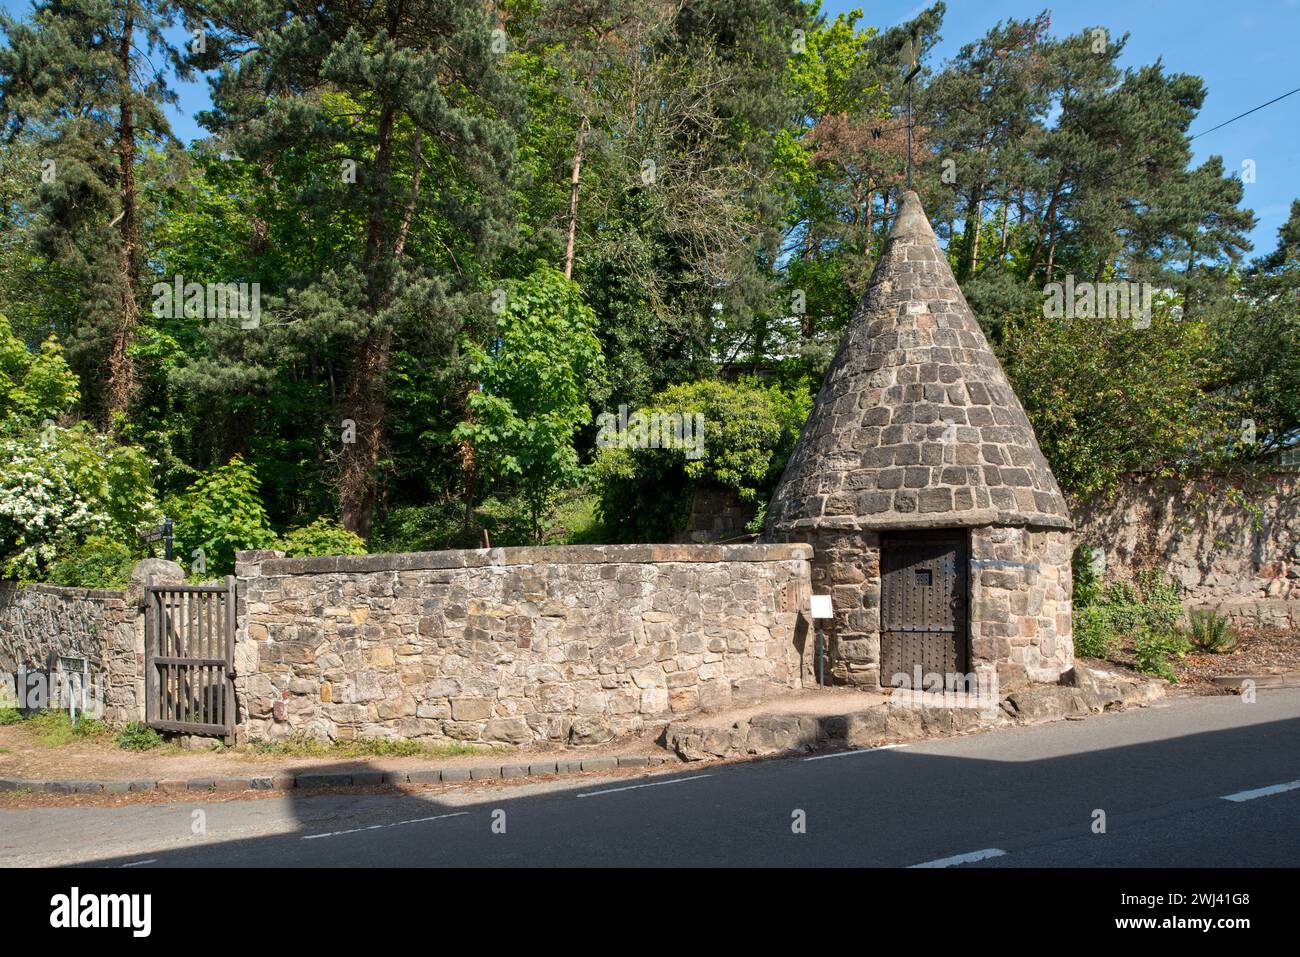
xmin=1089 ymin=627 xmax=1300 ymax=693
xmin=0 ymin=720 xmax=667 ymax=785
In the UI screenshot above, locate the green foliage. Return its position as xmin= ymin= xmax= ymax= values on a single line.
xmin=456 ymin=267 xmax=607 ymax=542
xmin=1184 ymin=608 xmax=1238 ymax=653
xmin=595 ymin=377 xmax=812 ymax=542
xmin=0 ymin=0 xmax=1295 ymax=570
xmin=171 ymin=455 xmax=276 ymax=576
xmin=0 ymin=315 xmax=79 ymax=424
xmin=1072 ymin=607 xmax=1115 ymax=659
xmin=45 ymin=535 xmax=138 ymax=588
xmin=0 ymin=707 xmax=21 ymax=725
xmin=18 ymin=709 xmax=107 ymax=746
xmin=115 ymin=722 xmax=164 ymax=751
xmin=276 ymin=518 xmax=367 ymax=559
xmin=1133 ymin=629 xmax=1192 ymax=682
xmin=1070 ymin=570 xmax=1185 ymax=665
xmin=1003 ymin=302 xmax=1233 ymax=500
xmin=0 ymin=423 xmax=158 ymax=579
xmin=1071 ymin=545 xmax=1103 ymax=609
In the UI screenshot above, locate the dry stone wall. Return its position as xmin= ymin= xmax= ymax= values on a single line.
xmin=1073 ymin=474 xmax=1300 ymax=630
xmin=0 ymin=582 xmax=136 ymax=722
xmin=234 ymin=544 xmax=811 ymax=745
xmin=0 ymin=560 xmax=184 ymax=724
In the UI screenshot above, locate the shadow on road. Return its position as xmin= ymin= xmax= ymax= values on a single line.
xmin=63 ymin=704 xmax=1300 ymax=867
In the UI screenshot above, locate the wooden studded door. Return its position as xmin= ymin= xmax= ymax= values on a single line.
xmin=879 ymin=531 xmax=968 ymax=687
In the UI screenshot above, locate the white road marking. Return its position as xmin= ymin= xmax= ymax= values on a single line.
xmin=908 ymin=848 xmax=1007 ymax=869
xmin=576 ymin=774 xmax=712 ymax=798
xmin=803 ymin=744 xmax=907 ymax=762
xmin=119 ymin=859 xmax=157 ymax=867
xmin=1221 ymin=779 xmax=1300 ymax=803
xmin=302 ymin=810 xmax=468 ymax=840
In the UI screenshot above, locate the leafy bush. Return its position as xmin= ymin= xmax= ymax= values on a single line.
xmin=170 ymin=455 xmax=276 ymax=576
xmin=44 ymin=535 xmax=139 ymax=588
xmin=0 ymin=707 xmax=21 ymax=725
xmin=369 ymin=502 xmax=466 ymax=553
xmin=1070 ymin=568 xmax=1184 ymax=663
xmin=0 ymin=403 xmax=158 ymax=574
xmin=594 ymin=377 xmax=812 ymax=542
xmin=115 ymin=722 xmax=164 ymax=751
xmin=1185 ymin=608 xmax=1238 ymax=653
xmin=0 ymin=423 xmax=160 ymax=580
xmin=1134 ymin=629 xmax=1192 ymax=681
xmin=73 ymin=716 xmax=107 ymax=738
xmin=1071 ymin=545 xmax=1103 ymax=608
xmin=1072 ymin=606 xmax=1114 ymax=658
xmin=276 ymin=517 xmax=367 ymax=558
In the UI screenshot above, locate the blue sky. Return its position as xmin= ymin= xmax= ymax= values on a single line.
xmin=3 ymin=0 xmax=1298 ymax=255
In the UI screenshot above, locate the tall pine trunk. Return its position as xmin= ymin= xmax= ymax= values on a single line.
xmin=338 ymin=103 xmax=399 ymax=538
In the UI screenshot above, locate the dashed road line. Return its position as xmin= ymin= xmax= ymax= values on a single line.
xmin=302 ymin=810 xmax=468 ymax=840
xmin=803 ymin=744 xmax=907 ymax=762
xmin=908 ymin=848 xmax=1007 ymax=868
xmin=119 ymin=859 xmax=157 ymax=867
xmin=1221 ymin=779 xmax=1300 ymax=803
xmin=576 ymin=774 xmax=712 ymax=798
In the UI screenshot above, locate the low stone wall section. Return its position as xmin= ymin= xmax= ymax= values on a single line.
xmin=234 ymin=543 xmax=813 ymax=745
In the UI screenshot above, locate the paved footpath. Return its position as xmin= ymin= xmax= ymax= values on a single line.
xmin=2 ymin=691 xmax=1298 ymax=867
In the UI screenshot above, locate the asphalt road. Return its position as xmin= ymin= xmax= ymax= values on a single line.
xmin=3 ymin=691 xmax=1298 ymax=867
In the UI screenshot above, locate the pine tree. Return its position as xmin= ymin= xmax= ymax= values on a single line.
xmin=0 ymin=0 xmax=188 ymax=422
xmin=196 ymin=0 xmax=520 ymax=537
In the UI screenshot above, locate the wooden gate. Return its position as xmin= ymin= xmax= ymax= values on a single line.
xmin=144 ymin=577 xmax=236 ymax=742
xmin=880 ymin=531 xmax=968 ymax=687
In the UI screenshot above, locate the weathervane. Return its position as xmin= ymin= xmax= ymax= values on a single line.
xmin=900 ymin=31 xmax=922 ymax=191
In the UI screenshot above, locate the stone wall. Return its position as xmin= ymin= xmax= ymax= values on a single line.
xmin=0 ymin=582 xmax=134 ymax=721
xmin=0 ymin=560 xmax=184 ymax=724
xmin=1073 ymin=475 xmax=1300 ymax=631
xmin=796 ymin=527 xmax=883 ymax=687
xmin=234 ymin=543 xmax=812 ymax=745
xmin=674 ymin=485 xmax=759 ymax=544
xmin=969 ymin=526 xmax=1072 ymax=686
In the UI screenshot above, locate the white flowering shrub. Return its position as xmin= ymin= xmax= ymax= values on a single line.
xmin=0 ymin=425 xmax=160 ymax=580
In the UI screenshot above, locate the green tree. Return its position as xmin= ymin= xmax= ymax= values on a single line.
xmin=0 ymin=0 xmax=190 ymax=420
xmin=455 ymin=267 xmax=606 ymax=542
xmin=0 ymin=313 xmax=80 ymax=423
xmin=197 ymin=0 xmax=520 ymax=537
xmin=595 ymin=377 xmax=811 ymax=541
xmin=170 ymin=454 xmax=275 ymax=576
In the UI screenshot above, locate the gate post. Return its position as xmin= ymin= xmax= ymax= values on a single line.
xmin=232 ymin=550 xmax=284 ymax=743
xmin=126 ymin=559 xmax=184 ymax=726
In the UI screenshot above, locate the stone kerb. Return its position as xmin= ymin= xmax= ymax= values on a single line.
xmin=233 ymin=544 xmax=814 ymax=746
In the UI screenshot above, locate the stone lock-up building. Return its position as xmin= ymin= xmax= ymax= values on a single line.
xmin=766 ymin=190 xmax=1074 ymax=691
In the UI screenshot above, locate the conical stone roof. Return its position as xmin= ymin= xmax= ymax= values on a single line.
xmin=767 ymin=190 xmax=1071 ymax=533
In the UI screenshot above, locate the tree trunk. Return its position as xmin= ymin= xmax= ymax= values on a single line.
xmin=563 ymin=112 xmax=589 ymax=280
xmin=104 ymin=7 xmax=139 ymax=423
xmin=338 ymin=103 xmax=406 ymax=538
xmin=961 ymin=187 xmax=977 ymax=282
xmin=1028 ymin=173 xmax=1066 ymax=281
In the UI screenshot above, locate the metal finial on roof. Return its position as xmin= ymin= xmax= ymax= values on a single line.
xmin=900 ymin=33 xmax=921 ymax=192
